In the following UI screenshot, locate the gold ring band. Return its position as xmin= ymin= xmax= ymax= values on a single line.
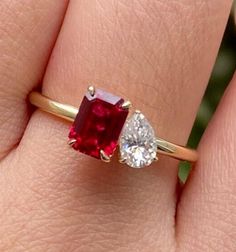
xmin=29 ymin=91 xmax=197 ymax=165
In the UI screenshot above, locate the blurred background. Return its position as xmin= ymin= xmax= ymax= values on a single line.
xmin=179 ymin=5 xmax=236 ymax=181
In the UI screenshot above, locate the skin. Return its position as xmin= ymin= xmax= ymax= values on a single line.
xmin=0 ymin=0 xmax=235 ymax=251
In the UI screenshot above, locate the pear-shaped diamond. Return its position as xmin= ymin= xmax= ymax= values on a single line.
xmin=119 ymin=111 xmax=158 ymax=168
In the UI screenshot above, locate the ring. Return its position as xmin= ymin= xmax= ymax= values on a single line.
xmin=29 ymin=86 xmax=197 ymax=168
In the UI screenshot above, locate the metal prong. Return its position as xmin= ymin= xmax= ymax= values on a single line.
xmin=121 ymin=100 xmax=132 ymax=110
xmin=153 ymin=156 xmax=158 ymax=162
xmin=68 ymin=139 xmax=77 ymax=146
xmin=87 ymin=85 xmax=96 ymax=96
xmin=119 ymin=157 xmax=127 ymax=164
xmin=100 ymin=150 xmax=111 ymax=162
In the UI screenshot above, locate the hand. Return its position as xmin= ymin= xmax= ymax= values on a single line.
xmin=0 ymin=1 xmax=235 ymax=251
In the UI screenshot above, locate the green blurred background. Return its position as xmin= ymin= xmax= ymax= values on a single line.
xmin=179 ymin=7 xmax=236 ymax=182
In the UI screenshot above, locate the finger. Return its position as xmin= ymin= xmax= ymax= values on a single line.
xmin=0 ymin=0 xmax=68 ymax=159
xmin=3 ymin=0 xmax=232 ymax=251
xmin=177 ymin=73 xmax=236 ymax=251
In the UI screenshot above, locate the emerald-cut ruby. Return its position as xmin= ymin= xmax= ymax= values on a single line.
xmin=69 ymin=89 xmax=128 ymax=159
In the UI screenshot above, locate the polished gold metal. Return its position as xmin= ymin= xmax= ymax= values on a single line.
xmin=121 ymin=100 xmax=132 ymax=109
xmin=156 ymin=138 xmax=197 ymax=162
xmin=87 ymin=85 xmax=95 ymax=96
xmin=68 ymin=139 xmax=77 ymax=146
xmin=118 ymin=157 xmax=127 ymax=164
xmin=100 ymin=150 xmax=111 ymax=162
xmin=156 ymin=138 xmax=176 ymax=153
xmin=153 ymin=156 xmax=159 ymax=162
xmin=29 ymin=91 xmax=198 ymax=163
xmin=29 ymin=92 xmax=77 ymax=122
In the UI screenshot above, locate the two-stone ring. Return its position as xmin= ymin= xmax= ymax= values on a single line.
xmin=29 ymin=86 xmax=197 ymax=168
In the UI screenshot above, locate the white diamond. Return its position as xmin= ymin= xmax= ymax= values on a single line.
xmin=119 ymin=111 xmax=158 ymax=168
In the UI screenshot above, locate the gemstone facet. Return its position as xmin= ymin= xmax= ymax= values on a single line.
xmin=119 ymin=111 xmax=158 ymax=168
xmin=69 ymin=89 xmax=128 ymax=160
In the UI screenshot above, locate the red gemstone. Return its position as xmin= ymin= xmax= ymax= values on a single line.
xmin=69 ymin=89 xmax=128 ymax=159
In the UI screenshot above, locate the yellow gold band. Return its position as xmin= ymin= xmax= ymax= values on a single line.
xmin=29 ymin=91 xmax=198 ymax=163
